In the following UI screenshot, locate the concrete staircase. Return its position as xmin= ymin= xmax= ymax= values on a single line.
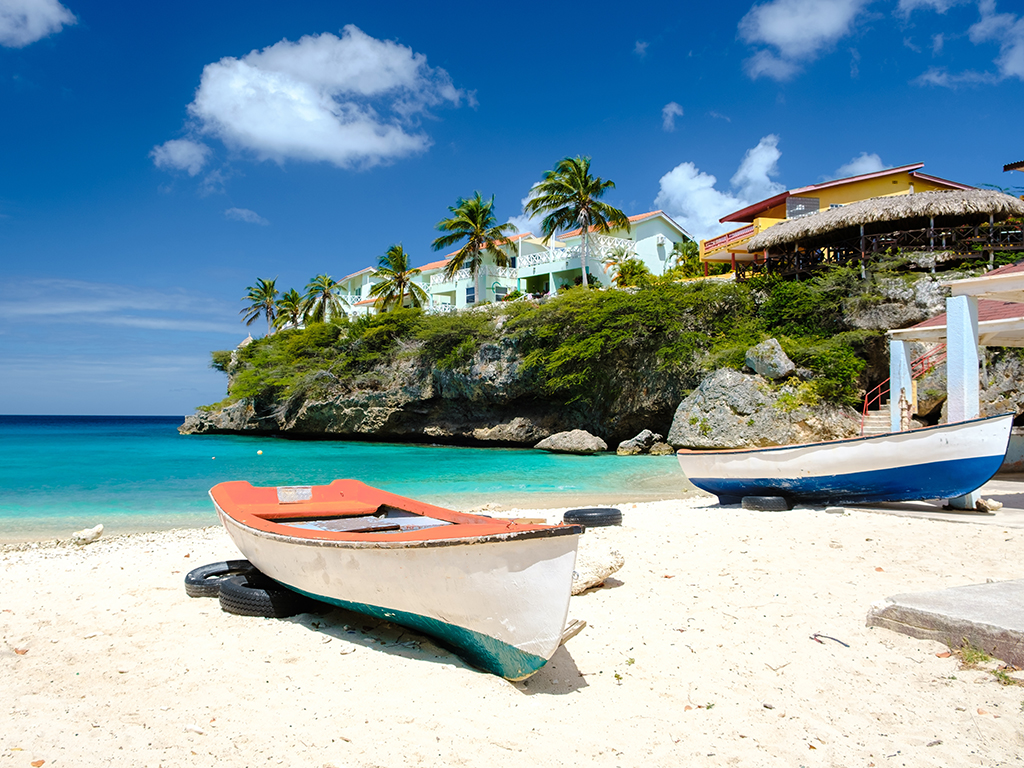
xmin=861 ymin=404 xmax=892 ymax=436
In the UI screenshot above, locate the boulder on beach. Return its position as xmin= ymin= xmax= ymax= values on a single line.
xmin=616 ymin=429 xmax=663 ymax=456
xmin=71 ymin=524 xmax=103 ymax=546
xmin=534 ymin=430 xmax=608 ymax=455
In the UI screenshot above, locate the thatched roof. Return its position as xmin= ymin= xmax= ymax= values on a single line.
xmin=746 ymin=189 xmax=1024 ymax=252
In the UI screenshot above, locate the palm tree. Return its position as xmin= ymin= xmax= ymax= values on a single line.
xmin=432 ymin=192 xmax=517 ymax=306
xmin=240 ymin=277 xmax=278 ymax=335
xmin=301 ymin=274 xmax=348 ymax=324
xmin=273 ymin=288 xmax=304 ymax=330
xmin=602 ymin=243 xmax=632 ymax=285
xmin=524 ymin=156 xmax=631 ymax=287
xmin=369 ymin=244 xmax=429 ymax=312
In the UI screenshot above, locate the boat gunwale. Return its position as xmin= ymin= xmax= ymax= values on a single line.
xmin=674 ymin=412 xmax=1013 ymax=458
xmin=217 ymin=510 xmax=582 ymax=549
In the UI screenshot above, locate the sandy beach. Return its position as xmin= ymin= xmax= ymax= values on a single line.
xmin=3 ymin=496 xmax=1024 ymax=767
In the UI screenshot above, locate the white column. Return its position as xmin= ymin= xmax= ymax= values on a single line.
xmin=945 ymin=294 xmax=980 ymax=509
xmin=946 ymin=294 xmax=980 ymax=423
xmin=888 ymin=339 xmax=913 ymax=433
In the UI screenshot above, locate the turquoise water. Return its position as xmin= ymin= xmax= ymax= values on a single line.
xmin=0 ymin=416 xmax=688 ymax=541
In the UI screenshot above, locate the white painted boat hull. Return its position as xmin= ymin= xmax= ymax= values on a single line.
xmin=676 ymin=413 xmax=1013 ymax=505
xmin=209 ymin=483 xmax=580 ymax=680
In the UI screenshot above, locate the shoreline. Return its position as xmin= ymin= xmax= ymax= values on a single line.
xmin=4 ymin=496 xmax=1024 ymax=766
xmin=0 ymin=487 xmax=702 ymax=545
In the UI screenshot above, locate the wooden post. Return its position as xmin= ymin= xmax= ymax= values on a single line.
xmin=859 ymin=224 xmax=866 ymax=279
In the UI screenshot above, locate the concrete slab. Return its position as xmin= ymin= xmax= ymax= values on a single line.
xmin=803 ymin=475 xmax=1024 ymax=665
xmin=867 ymin=579 xmax=1024 ymax=667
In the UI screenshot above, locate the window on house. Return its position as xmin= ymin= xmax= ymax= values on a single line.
xmin=509 ymin=256 xmax=517 ymax=268
xmin=786 ymin=196 xmax=819 ymax=219
xmin=466 ymin=286 xmax=475 ymax=304
xmin=494 ymin=286 xmax=508 ymax=300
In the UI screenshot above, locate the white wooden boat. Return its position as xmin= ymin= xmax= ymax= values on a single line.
xmin=676 ymin=413 xmax=1013 ymax=506
xmin=208 ymin=479 xmax=581 ymax=680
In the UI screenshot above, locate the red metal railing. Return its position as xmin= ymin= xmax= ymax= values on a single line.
xmin=703 ymin=224 xmax=755 ymax=255
xmin=860 ymin=344 xmax=948 ymax=435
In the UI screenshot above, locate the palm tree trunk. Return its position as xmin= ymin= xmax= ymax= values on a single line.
xmin=581 ymin=227 xmax=590 ymax=287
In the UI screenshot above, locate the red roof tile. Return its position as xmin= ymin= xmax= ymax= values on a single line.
xmin=558 ymin=210 xmax=667 ymax=239
xmin=911 ymin=299 xmax=1024 ymax=329
xmin=984 ymin=260 xmax=1024 ymax=277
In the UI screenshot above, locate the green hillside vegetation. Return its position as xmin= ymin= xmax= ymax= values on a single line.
xmin=208 ymin=265 xmax=888 ymax=415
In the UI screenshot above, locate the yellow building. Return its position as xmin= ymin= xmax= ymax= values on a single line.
xmin=700 ymin=163 xmax=973 ymax=270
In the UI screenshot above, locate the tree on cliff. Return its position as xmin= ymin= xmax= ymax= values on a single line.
xmin=525 ymin=156 xmax=630 ymax=287
xmin=369 ymin=244 xmax=429 ymax=311
xmin=240 ymin=277 xmax=278 ymax=334
xmin=273 ymin=288 xmax=305 ymax=330
xmin=432 ymin=192 xmax=517 ymax=305
xmin=302 ymin=274 xmax=349 ymax=324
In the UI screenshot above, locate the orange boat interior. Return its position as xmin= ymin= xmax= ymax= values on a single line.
xmin=209 ymin=479 xmax=577 ymax=543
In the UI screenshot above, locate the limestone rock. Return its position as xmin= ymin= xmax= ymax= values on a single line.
xmin=472 ymin=417 xmax=550 ymax=444
xmin=667 ymin=368 xmax=860 ymax=449
xmin=649 ymin=441 xmax=675 ymax=455
xmin=745 ymin=338 xmax=795 ymax=380
xmin=534 ymin=430 xmax=608 ymax=454
xmin=572 ymin=548 xmax=625 ymax=594
xmin=616 ymin=429 xmax=663 ymax=455
xmin=71 ymin=524 xmax=103 ymax=545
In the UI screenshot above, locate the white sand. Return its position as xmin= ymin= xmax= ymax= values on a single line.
xmin=3 ymin=498 xmax=1024 ymax=767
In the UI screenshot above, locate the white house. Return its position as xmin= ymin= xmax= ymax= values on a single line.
xmin=516 ymin=210 xmax=693 ymax=293
xmin=340 ymin=210 xmax=695 ymax=316
xmin=423 ymin=232 xmax=537 ymax=310
xmin=337 ymin=267 xmax=379 ymax=316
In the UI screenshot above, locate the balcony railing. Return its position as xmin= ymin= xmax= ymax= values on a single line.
xmin=429 ymin=266 xmax=519 ymax=285
xmin=703 ymin=225 xmax=756 ymax=258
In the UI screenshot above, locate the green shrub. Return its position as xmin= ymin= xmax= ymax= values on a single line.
xmin=417 ymin=311 xmax=496 ymax=369
xmin=210 ymin=350 xmax=233 ymax=372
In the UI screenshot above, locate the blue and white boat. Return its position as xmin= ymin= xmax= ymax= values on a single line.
xmin=209 ymin=479 xmax=581 ymax=680
xmin=676 ymin=413 xmax=1013 ymax=506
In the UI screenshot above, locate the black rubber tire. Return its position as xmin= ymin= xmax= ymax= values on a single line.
xmin=217 ymin=574 xmax=310 ymax=618
xmin=563 ymin=507 xmax=623 ymax=528
xmin=741 ymin=495 xmax=792 ymax=511
xmin=184 ymin=560 xmax=260 ymax=598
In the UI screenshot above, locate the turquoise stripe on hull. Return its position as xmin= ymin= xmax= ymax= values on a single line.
xmin=693 ymin=454 xmax=1003 ymax=506
xmin=288 ymin=586 xmax=549 ymax=680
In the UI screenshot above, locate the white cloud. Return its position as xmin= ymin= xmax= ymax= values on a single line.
xmin=225 ymin=207 xmax=269 ymax=225
xmin=969 ymin=0 xmax=1024 ymax=80
xmin=506 ymin=186 xmax=546 ymax=237
xmin=634 ymin=40 xmax=649 ymax=57
xmin=150 ymin=139 xmax=212 ymax=176
xmin=913 ymin=65 xmax=998 ymax=86
xmin=0 ymin=278 xmax=238 ymax=334
xmin=834 ymin=151 xmax=885 ymax=178
xmin=0 ymin=0 xmax=75 ymax=48
xmin=730 ymin=135 xmax=784 ymax=202
xmin=156 ymin=25 xmax=465 ymax=175
xmin=738 ymin=0 xmax=870 ymax=80
xmin=661 ymin=102 xmax=684 ymax=131
xmin=905 ymin=0 xmax=1024 ymax=85
xmin=653 ymin=135 xmax=785 ymax=242
xmin=897 ymin=0 xmax=970 ymax=14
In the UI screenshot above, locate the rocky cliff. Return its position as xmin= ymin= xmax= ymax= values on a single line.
xmin=180 ymin=336 xmax=685 ymax=447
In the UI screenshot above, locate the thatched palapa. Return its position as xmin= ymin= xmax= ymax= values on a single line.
xmin=746 ymin=189 xmax=1024 ymax=253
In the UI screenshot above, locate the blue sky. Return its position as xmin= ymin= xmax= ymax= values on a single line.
xmin=2 ymin=0 xmax=1023 ymax=415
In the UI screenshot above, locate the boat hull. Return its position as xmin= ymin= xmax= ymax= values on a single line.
xmin=210 ymin=483 xmax=580 ymax=680
xmin=676 ymin=413 xmax=1013 ymax=505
